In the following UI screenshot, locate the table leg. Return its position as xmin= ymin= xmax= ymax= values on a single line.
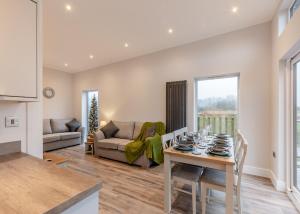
xmin=164 ymin=154 xmax=171 ymax=213
xmin=225 ymin=164 xmax=234 ymax=214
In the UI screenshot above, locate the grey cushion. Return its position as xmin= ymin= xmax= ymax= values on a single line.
xmin=59 ymin=132 xmax=81 ymax=140
xmin=117 ymin=139 xmax=132 ymax=151
xmin=133 ymin=122 xmax=143 ymax=140
xmin=43 ymin=133 xmax=61 ymax=143
xmin=51 ymin=119 xmax=73 ymax=133
xmin=113 ymin=121 xmax=135 ymax=140
xmin=172 ymin=164 xmax=203 ymax=182
xmin=96 ymin=138 xmax=131 ymax=150
xmin=100 ymin=121 xmax=119 ymax=138
xmin=43 ymin=119 xmax=52 ymax=135
xmin=201 ymin=168 xmax=238 ymax=187
xmin=94 ymin=130 xmax=105 ymax=142
xmin=66 ymin=119 xmax=81 ymax=132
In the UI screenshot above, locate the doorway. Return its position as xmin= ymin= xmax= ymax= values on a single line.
xmin=82 ymin=90 xmax=99 ymax=140
xmin=292 ymin=54 xmax=300 ymax=196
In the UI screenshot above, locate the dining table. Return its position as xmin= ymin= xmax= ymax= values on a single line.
xmin=163 ymin=138 xmax=235 ymax=214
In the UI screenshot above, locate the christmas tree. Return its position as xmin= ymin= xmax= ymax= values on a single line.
xmin=88 ymin=95 xmax=99 ymax=135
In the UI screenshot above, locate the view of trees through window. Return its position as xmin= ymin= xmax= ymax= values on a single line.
xmin=196 ymin=76 xmax=238 ymax=136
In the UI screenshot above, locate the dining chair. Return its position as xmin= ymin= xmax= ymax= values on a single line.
xmin=161 ymin=133 xmax=203 ymax=214
xmin=200 ymin=132 xmax=248 ymax=214
xmin=173 ymin=127 xmax=188 ymax=140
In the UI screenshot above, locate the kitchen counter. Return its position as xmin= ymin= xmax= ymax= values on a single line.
xmin=0 ymin=152 xmax=101 ymax=214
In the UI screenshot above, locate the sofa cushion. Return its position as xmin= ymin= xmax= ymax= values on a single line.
xmin=94 ymin=130 xmax=105 ymax=142
xmin=51 ymin=119 xmax=73 ymax=133
xmin=116 ymin=139 xmax=132 ymax=151
xmin=66 ymin=119 xmax=81 ymax=132
xmin=59 ymin=132 xmax=81 ymax=140
xmin=96 ymin=138 xmax=131 ymax=150
xmin=133 ymin=122 xmax=144 ymax=140
xmin=101 ymin=121 xmax=119 ymax=138
xmin=43 ymin=119 xmax=52 ymax=135
xmin=43 ymin=133 xmax=61 ymax=143
xmin=113 ymin=121 xmax=135 ymax=140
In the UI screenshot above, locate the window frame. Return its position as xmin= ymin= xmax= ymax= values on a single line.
xmin=194 ymin=73 xmax=240 ymax=134
xmin=289 ymin=0 xmax=300 ymax=19
xmin=291 ymin=53 xmax=300 ymax=195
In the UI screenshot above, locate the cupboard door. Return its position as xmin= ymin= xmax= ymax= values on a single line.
xmin=0 ymin=0 xmax=37 ymax=98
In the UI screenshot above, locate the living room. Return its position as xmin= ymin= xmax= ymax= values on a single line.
xmin=1 ymin=0 xmax=300 ymax=213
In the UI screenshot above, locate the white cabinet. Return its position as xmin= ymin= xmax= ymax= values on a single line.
xmin=0 ymin=0 xmax=38 ymax=100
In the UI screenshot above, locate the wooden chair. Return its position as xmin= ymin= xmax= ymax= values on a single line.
xmin=173 ymin=127 xmax=188 ymax=140
xmin=161 ymin=133 xmax=203 ymax=214
xmin=200 ymin=132 xmax=248 ymax=214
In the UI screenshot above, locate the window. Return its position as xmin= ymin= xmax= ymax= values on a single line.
xmin=81 ymin=90 xmax=99 ymax=140
xmin=195 ymin=75 xmax=239 ymax=137
xmin=290 ymin=0 xmax=300 ymax=19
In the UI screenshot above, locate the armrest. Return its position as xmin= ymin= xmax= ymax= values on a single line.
xmin=94 ymin=130 xmax=105 ymax=143
xmin=78 ymin=127 xmax=86 ymax=144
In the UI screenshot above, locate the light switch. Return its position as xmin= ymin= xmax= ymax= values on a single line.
xmin=5 ymin=116 xmax=20 ymax=128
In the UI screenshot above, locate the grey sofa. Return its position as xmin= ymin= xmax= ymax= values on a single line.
xmin=94 ymin=121 xmax=152 ymax=168
xmin=43 ymin=118 xmax=85 ymax=152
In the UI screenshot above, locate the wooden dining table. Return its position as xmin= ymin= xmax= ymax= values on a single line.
xmin=164 ymin=144 xmax=235 ymax=214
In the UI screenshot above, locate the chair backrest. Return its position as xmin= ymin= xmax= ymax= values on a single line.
xmin=235 ymin=131 xmax=248 ymax=188
xmin=173 ymin=127 xmax=188 ymax=140
xmin=235 ymin=130 xmax=243 ymax=160
xmin=161 ymin=133 xmax=175 ymax=150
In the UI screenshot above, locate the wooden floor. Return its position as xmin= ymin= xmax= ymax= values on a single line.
xmin=51 ymin=145 xmax=298 ymax=214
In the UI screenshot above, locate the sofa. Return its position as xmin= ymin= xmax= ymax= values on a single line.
xmin=43 ymin=118 xmax=85 ymax=152
xmin=94 ymin=121 xmax=153 ymax=168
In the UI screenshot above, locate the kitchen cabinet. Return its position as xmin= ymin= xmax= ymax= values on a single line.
xmin=0 ymin=0 xmax=38 ymax=101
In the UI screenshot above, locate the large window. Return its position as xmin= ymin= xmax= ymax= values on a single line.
xmin=82 ymin=90 xmax=99 ymax=140
xmin=195 ymin=75 xmax=239 ymax=137
xmin=290 ymin=0 xmax=300 ymax=19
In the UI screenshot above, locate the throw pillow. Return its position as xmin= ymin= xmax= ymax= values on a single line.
xmin=66 ymin=119 xmax=81 ymax=132
xmin=101 ymin=121 xmax=119 ymax=138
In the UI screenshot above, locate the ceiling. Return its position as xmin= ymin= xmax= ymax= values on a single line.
xmin=44 ymin=0 xmax=280 ymax=73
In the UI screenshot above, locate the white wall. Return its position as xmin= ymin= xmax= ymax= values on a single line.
xmin=0 ymin=103 xmax=26 ymax=151
xmin=72 ymin=23 xmax=272 ymax=171
xmin=43 ymin=68 xmax=74 ymax=119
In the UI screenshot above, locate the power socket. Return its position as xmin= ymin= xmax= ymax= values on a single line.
xmin=5 ymin=116 xmax=20 ymax=128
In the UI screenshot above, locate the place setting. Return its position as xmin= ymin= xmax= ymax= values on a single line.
xmin=172 ymin=131 xmax=208 ymax=155
xmin=206 ymin=133 xmax=232 ymax=157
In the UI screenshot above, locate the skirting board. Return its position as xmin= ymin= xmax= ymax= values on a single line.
xmin=244 ymin=165 xmax=286 ymax=192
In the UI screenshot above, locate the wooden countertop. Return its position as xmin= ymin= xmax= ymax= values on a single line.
xmin=0 ymin=153 xmax=101 ymax=214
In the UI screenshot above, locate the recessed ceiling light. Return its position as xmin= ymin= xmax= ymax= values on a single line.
xmin=64 ymin=63 xmax=68 ymax=67
xmin=168 ymin=28 xmax=174 ymax=34
xmin=232 ymin=6 xmax=238 ymax=13
xmin=124 ymin=43 xmax=129 ymax=48
xmin=89 ymin=54 xmax=94 ymax=59
xmin=65 ymin=4 xmax=72 ymax=11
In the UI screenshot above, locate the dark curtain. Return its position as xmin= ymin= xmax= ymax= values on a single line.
xmin=166 ymin=80 xmax=187 ymax=133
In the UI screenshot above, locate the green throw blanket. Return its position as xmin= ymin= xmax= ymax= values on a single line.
xmin=125 ymin=122 xmax=166 ymax=164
